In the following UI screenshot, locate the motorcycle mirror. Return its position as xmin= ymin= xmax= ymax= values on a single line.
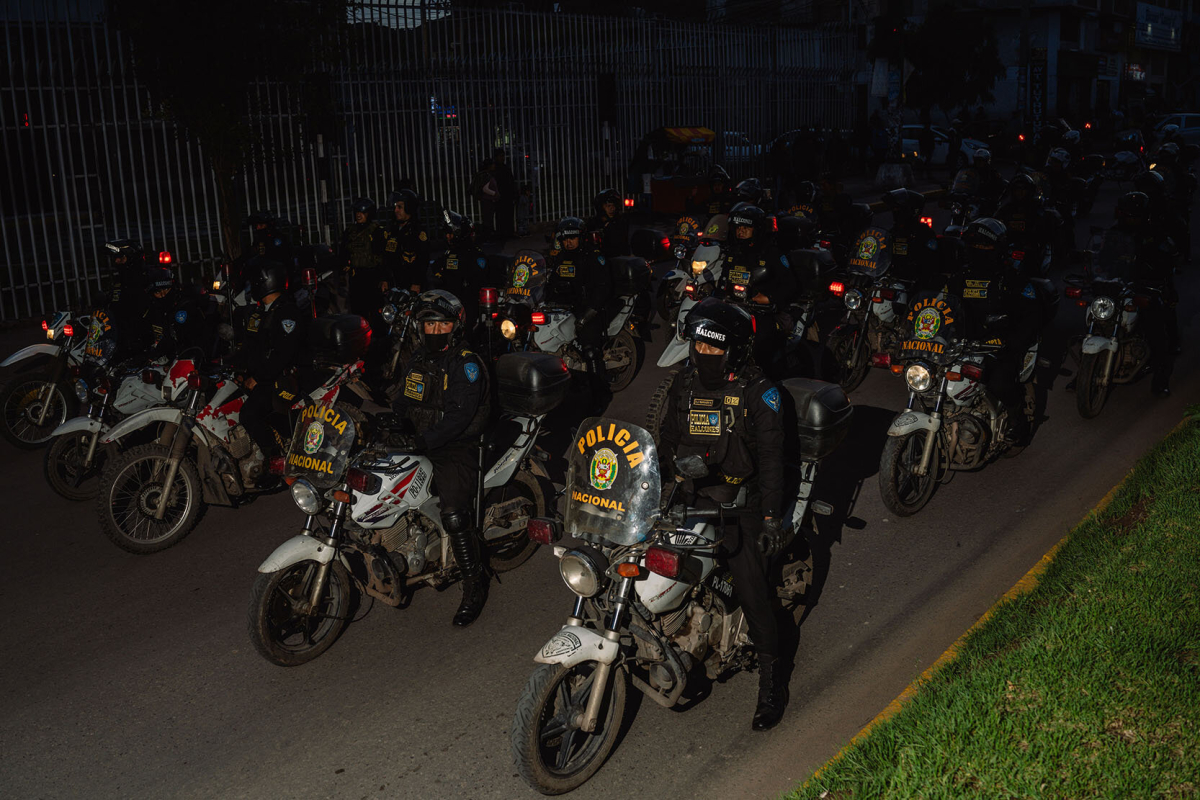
xmin=674 ymin=455 xmax=710 ymax=480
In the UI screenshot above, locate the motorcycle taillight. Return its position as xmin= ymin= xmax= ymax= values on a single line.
xmin=645 ymin=546 xmax=682 ymax=579
xmin=871 ymin=353 xmax=891 ymax=369
xmin=961 ymin=363 xmax=984 ymax=380
xmin=302 ymin=267 xmax=317 ymax=288
xmin=527 ymin=518 xmax=561 ymax=545
xmin=1011 ymin=250 xmax=1026 ymax=261
xmin=267 ymin=456 xmax=286 ymax=475
xmin=186 ymin=371 xmax=202 ymax=390
xmin=479 ymin=287 xmax=498 ymax=307
xmin=531 ymin=311 xmax=547 ymax=325
xmin=345 ymin=467 xmax=381 ymax=494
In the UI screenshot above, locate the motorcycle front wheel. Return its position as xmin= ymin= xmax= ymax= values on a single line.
xmin=44 ymin=432 xmax=114 ymax=501
xmin=512 ymin=662 xmax=628 ymax=795
xmin=96 ymin=443 xmax=206 ymax=554
xmin=878 ymin=431 xmax=938 ymax=517
xmin=248 ymin=559 xmax=352 ymax=667
xmin=826 ymin=326 xmax=870 ymax=393
xmin=0 ymin=374 xmax=74 ymax=449
xmin=655 ymin=283 xmax=679 ymax=322
xmin=1076 ymin=352 xmax=1111 ymax=419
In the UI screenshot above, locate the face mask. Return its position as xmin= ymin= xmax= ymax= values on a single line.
xmin=424 ymin=332 xmax=451 ymax=352
xmin=693 ymin=351 xmax=729 ymax=390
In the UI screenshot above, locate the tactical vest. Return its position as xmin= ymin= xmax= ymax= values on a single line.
xmin=719 ymin=252 xmax=769 ymax=304
xmin=670 ymin=367 xmax=763 ymax=484
xmin=398 ymin=347 xmax=491 ymax=442
xmin=346 ymin=222 xmax=381 ymax=270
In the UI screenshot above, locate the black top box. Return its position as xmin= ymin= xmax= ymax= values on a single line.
xmin=781 ymin=377 xmax=853 ymax=461
xmin=496 ymin=352 xmax=571 ymax=416
xmin=310 ymin=314 xmax=372 ymax=365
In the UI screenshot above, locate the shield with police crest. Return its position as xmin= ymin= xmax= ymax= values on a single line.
xmin=847 ymin=226 xmax=892 ymax=278
xmin=901 ymin=291 xmax=963 ymax=361
xmin=285 ymin=403 xmax=357 ymax=489
xmin=565 ymin=417 xmax=661 ymax=547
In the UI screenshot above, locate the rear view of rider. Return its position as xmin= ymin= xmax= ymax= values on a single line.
xmin=881 ymin=188 xmax=939 ymax=292
xmin=688 ymin=166 xmax=735 ymax=217
xmin=545 ymin=216 xmax=615 ymax=412
xmin=970 ymin=149 xmax=1008 ymax=213
xmin=586 ymin=188 xmax=632 ymax=258
xmin=102 ymin=239 xmax=149 ymax=354
xmin=390 ymin=290 xmax=493 ymax=626
xmin=657 ymin=298 xmax=790 ymax=732
xmin=136 ymin=266 xmax=213 ymax=362
xmin=994 ymin=173 xmax=1059 ymax=273
xmin=431 ymin=210 xmax=488 ymax=326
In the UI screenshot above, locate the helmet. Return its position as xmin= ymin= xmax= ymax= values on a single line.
xmin=441 ymin=210 xmax=477 ymax=245
xmin=795 ymin=180 xmax=818 ymax=205
xmin=1160 ymin=123 xmax=1181 ymax=144
xmin=592 ymin=188 xmax=622 ymax=218
xmin=1063 ymin=129 xmax=1081 ymax=145
xmin=387 ymin=189 xmax=419 ymax=217
xmin=246 ymin=257 xmax=289 ymax=303
xmin=881 ymin=188 xmax=926 ymax=222
xmin=961 ymin=217 xmax=1009 ymax=271
xmin=1134 ymin=170 xmax=1166 ymax=200
xmin=414 ymin=289 xmax=466 ymax=351
xmin=1045 ymin=148 xmax=1071 ymax=171
xmin=1156 ymin=142 xmax=1181 ymax=163
xmin=734 ymin=178 xmax=765 ymax=206
xmin=104 ymin=239 xmax=144 ymax=267
xmin=683 ymin=298 xmax=755 ymax=377
xmin=728 ymin=203 xmax=769 ymax=249
xmin=973 ymin=148 xmax=992 ymax=167
xmin=351 ymin=197 xmax=377 ymax=219
xmin=708 ymin=166 xmax=731 ymax=190
xmin=1008 ymin=173 xmax=1037 ymax=202
xmin=1115 ymin=191 xmax=1150 ymax=228
xmin=143 ymin=266 xmax=177 ymax=297
xmin=554 ymin=216 xmax=586 ymax=249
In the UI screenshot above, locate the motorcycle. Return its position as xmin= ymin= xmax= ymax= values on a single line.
xmin=656 ymin=228 xmax=727 ymax=369
xmin=0 ymin=309 xmax=89 ymax=448
xmin=94 ymin=315 xmax=372 ymax=554
xmin=248 ymin=351 xmax=570 ymax=666
xmin=511 ymin=386 xmax=852 ymax=793
xmin=656 ymin=215 xmax=712 ymax=322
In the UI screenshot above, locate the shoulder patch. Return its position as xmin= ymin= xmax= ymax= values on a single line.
xmin=476 ymin=257 xmax=487 ymax=269
xmin=1022 ymin=283 xmax=1037 ymax=299
xmin=274 ymin=238 xmax=282 ymax=247
xmin=761 ymin=386 xmax=781 ymax=413
xmin=281 ymin=319 xmax=296 ymax=334
xmin=174 ymin=309 xmax=188 ymax=324
xmin=779 ymin=255 xmax=789 ymax=269
xmin=464 ymin=362 xmax=480 ymax=383
xmin=596 ymin=255 xmax=606 ymax=265
xmin=418 ymin=231 xmax=428 ymax=242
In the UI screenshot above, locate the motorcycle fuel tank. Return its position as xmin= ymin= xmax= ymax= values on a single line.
xmin=350 ymin=452 xmax=435 ymax=529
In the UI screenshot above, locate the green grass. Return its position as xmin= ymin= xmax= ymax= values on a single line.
xmin=791 ymin=411 xmax=1200 ymax=800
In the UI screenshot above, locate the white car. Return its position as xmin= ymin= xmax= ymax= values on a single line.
xmin=901 ymin=125 xmax=987 ymax=168
xmin=1153 ymin=113 xmax=1200 ymax=146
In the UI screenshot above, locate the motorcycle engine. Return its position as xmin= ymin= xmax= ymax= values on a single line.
xmin=378 ymin=513 xmax=438 ymax=575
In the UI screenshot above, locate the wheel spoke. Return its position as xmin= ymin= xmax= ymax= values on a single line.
xmin=555 ymin=728 xmax=580 ymax=771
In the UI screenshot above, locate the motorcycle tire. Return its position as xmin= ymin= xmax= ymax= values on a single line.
xmin=484 ymin=469 xmax=550 ymax=573
xmin=511 ymin=661 xmax=628 ymax=795
xmin=44 ymin=431 xmax=115 ymax=502
xmin=248 ymin=559 xmax=353 ymax=667
xmin=644 ymin=368 xmax=680 ymax=446
xmin=605 ymin=328 xmax=640 ymax=393
xmin=0 ymin=374 xmax=75 ymax=449
xmin=826 ymin=327 xmax=870 ymax=394
xmin=1076 ymin=352 xmax=1111 ymax=419
xmin=96 ymin=443 xmax=206 ymax=555
xmin=878 ymin=431 xmax=938 ymax=517
xmin=655 ymin=284 xmax=678 ymax=323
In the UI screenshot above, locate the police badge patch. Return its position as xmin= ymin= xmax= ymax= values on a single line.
xmin=476 ymin=257 xmax=487 ymax=269
xmin=597 ymin=255 xmax=606 ymax=265
xmin=174 ymin=310 xmax=188 ymax=324
xmin=589 ymin=448 xmax=618 ymax=490
xmin=761 ymin=387 xmax=781 ymax=412
xmin=418 ymin=231 xmax=428 ymax=241
xmin=464 ymin=362 xmax=480 ymax=383
xmin=282 ymin=319 xmax=296 ymax=334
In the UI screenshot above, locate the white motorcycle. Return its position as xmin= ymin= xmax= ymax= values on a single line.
xmin=1 ymin=310 xmax=90 ymax=448
xmin=512 ymin=383 xmax=853 ymax=793
xmin=656 ymin=238 xmax=726 ymax=369
xmin=248 ymin=352 xmax=570 ymax=666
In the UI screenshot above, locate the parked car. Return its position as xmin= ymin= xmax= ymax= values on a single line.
xmin=1153 ymin=113 xmax=1200 ymax=147
xmin=721 ymin=130 xmax=763 ymax=165
xmin=901 ymin=125 xmax=987 ymax=168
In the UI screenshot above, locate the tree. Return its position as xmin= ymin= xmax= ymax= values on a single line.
xmin=109 ymin=0 xmax=347 ymax=259
xmin=902 ymin=3 xmax=1006 ymax=118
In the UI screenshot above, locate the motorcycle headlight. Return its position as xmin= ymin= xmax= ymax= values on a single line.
xmin=74 ymin=379 xmax=90 ymax=403
xmin=559 ymin=550 xmax=604 ymax=598
xmin=500 ymin=319 xmax=517 ymax=340
xmin=381 ymin=304 xmax=398 ymax=324
xmin=290 ymin=478 xmax=322 ymax=515
xmin=905 ymin=363 xmax=934 ymax=393
xmin=1089 ymin=296 xmax=1116 ymax=321
xmin=673 ymin=244 xmax=688 ymax=260
xmin=691 ymin=259 xmax=707 ymax=275
xmin=844 ymin=289 xmax=863 ymax=310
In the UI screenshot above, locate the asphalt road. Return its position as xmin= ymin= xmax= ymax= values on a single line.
xmin=1 ymin=184 xmax=1195 ymax=800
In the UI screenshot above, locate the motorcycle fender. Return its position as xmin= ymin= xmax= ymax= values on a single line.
xmin=1082 ymin=334 xmax=1117 ymax=355
xmin=657 ymin=337 xmax=689 ymax=368
xmin=534 ymin=625 xmax=619 ymax=667
xmin=101 ymin=407 xmax=183 ymax=444
xmin=886 ymin=411 xmax=938 ymax=438
xmin=257 ymin=534 xmax=339 ymax=573
xmin=51 ymin=416 xmax=105 ymax=437
xmin=662 ymin=269 xmax=685 ymax=284
xmin=1 ymin=343 xmax=61 ymax=368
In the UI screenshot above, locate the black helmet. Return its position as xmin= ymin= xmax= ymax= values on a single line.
xmin=246 ymin=257 xmax=289 ymax=303
xmin=961 ymin=217 xmax=1009 ymax=271
xmin=104 ymin=239 xmax=144 ymax=267
xmin=795 ymin=181 xmax=818 ymax=205
xmin=246 ymin=209 xmax=276 ymax=228
xmin=709 ymin=166 xmax=731 ymax=190
xmin=1155 ymin=142 xmax=1181 ymax=163
xmin=1160 ymin=123 xmax=1181 ymax=144
xmin=441 ymin=209 xmax=477 ymax=245
xmin=728 ymin=203 xmax=768 ymax=250
xmin=734 ymin=178 xmax=765 ymax=206
xmin=414 ymin=289 xmax=466 ymax=351
xmin=554 ymin=216 xmax=586 ymax=249
xmin=1134 ymin=170 xmax=1166 ymax=200
xmin=351 ymin=197 xmax=377 ymax=219
xmin=1045 ymin=148 xmax=1071 ymax=171
xmin=683 ymin=298 xmax=755 ymax=377
xmin=387 ymin=189 xmax=419 ymax=217
xmin=882 ymin=188 xmax=926 ymax=221
xmin=1008 ymin=173 xmax=1037 ymax=202
xmin=592 ymin=188 xmax=622 ymax=217
xmin=143 ymin=266 xmax=177 ymax=297
xmin=973 ymin=148 xmax=993 ymax=167
xmin=1063 ymin=129 xmax=1081 ymax=145
xmin=1115 ymin=191 xmax=1150 ymax=228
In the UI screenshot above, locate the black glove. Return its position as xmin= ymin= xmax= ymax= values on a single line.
xmin=758 ymin=517 xmax=785 ymax=559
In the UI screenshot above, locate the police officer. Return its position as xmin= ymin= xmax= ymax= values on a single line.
xmin=431 ymin=210 xmax=488 ymax=327
xmin=881 ymin=188 xmax=939 ymax=291
xmin=545 ymin=216 xmax=614 ymax=411
xmin=391 ymin=290 xmax=492 ymax=626
xmin=342 ymin=197 xmax=385 ymax=317
xmin=969 ymin=149 xmax=1008 ymax=213
xmin=733 ymin=178 xmax=766 ymax=208
xmin=657 ymin=298 xmax=790 ymax=731
xmin=586 ymin=188 xmax=631 ymax=258
xmin=381 ymin=189 xmax=430 ymax=293
xmin=233 ymin=258 xmax=310 ymax=483
xmin=687 ymin=166 xmax=735 ymax=217
xmin=101 ymin=239 xmax=149 ymax=354
xmin=1137 ymin=170 xmax=1191 ymax=268
xmin=948 ymin=218 xmax=1045 ymax=445
xmin=994 ymin=173 xmax=1060 ymax=275
xmin=136 ymin=267 xmax=213 ymax=361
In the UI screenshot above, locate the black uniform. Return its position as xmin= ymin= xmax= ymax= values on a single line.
xmin=544 ymin=246 xmax=614 ymax=348
xmin=586 ymin=212 xmax=632 ymax=259
xmin=994 ymin=199 xmax=1058 ymax=271
xmin=659 ymin=365 xmax=786 ymax=658
xmin=889 ymin=220 xmax=941 ymax=290
xmin=431 ymin=246 xmax=488 ymax=325
xmin=137 ymin=294 xmax=212 ymax=361
xmin=342 ymin=218 xmax=386 ymax=316
xmin=236 ymin=295 xmax=310 ymax=458
xmin=381 ymin=219 xmax=432 ymax=292
xmin=718 ymin=243 xmax=797 ymax=374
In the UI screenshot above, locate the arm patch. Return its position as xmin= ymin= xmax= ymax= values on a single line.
xmin=761 ymin=386 xmax=781 ymax=412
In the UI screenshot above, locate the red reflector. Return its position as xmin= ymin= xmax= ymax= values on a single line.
xmin=302 ymin=267 xmax=317 ymax=287
xmin=491 ymin=312 xmax=499 ymax=319
xmin=646 ymin=546 xmax=682 ymax=579
xmin=479 ymin=287 xmax=498 ymax=306
xmin=41 ymin=319 xmax=49 ymax=331
xmin=1133 ymin=295 xmax=1151 ymax=308
xmin=346 ymin=467 xmax=371 ymax=492
xmin=871 ymin=353 xmax=892 ymax=368
xmin=962 ymin=363 xmax=984 ymax=380
xmin=186 ymin=371 xmax=202 ymax=390
xmin=771 ymin=216 xmax=778 ymax=232
xmin=527 ymin=518 xmax=559 ymax=545
xmin=531 ymin=311 xmax=546 ymax=325
xmin=919 ymin=216 xmax=933 ymax=228
xmin=267 ymin=456 xmax=286 ymax=475
xmin=750 ymin=315 xmax=756 ymax=333
xmin=879 ymin=288 xmax=896 ymax=300
xmin=660 ymin=237 xmax=670 ymax=250
xmin=158 ymin=251 xmax=172 ymax=264
xmin=1011 ymin=250 xmax=1026 ymax=261
xmin=829 ymin=281 xmax=845 ymax=296
xmin=624 ymin=198 xmax=634 ymax=207
xmin=1065 ymin=287 xmax=1082 ymax=298
xmin=62 ymin=323 xmax=74 ymax=337
xmin=819 ymin=239 xmax=832 ymax=249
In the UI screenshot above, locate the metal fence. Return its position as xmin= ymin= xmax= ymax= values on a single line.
xmin=1 ymin=0 xmax=859 ymax=321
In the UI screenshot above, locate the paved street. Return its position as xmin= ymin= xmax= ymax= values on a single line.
xmin=1 ymin=182 xmax=1196 ymax=799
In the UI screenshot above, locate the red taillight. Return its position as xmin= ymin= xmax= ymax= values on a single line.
xmin=1011 ymin=250 xmax=1026 ymax=261
xmin=531 ymin=311 xmax=547 ymax=325
xmin=186 ymin=371 xmax=202 ymax=390
xmin=1018 ymin=134 xmax=1026 ymax=142
xmin=528 ymin=518 xmax=560 ymax=545
xmin=624 ymin=198 xmax=634 ymax=208
xmin=346 ymin=467 xmax=374 ymax=492
xmin=645 ymin=546 xmax=682 ymax=578
xmin=733 ymin=284 xmax=747 ymax=293
xmin=491 ymin=312 xmax=499 ymax=319
xmin=302 ymin=267 xmax=317 ymax=288
xmin=1065 ymin=287 xmax=1082 ymax=298
xmin=819 ymin=239 xmax=832 ymax=249
xmin=1085 ymin=122 xmax=1092 ymax=129
xmin=158 ymin=250 xmax=172 ymax=264
xmin=660 ymin=237 xmax=670 ymax=250
xmin=829 ymin=281 xmax=845 ymax=296
xmin=961 ymin=363 xmax=984 ymax=380
xmin=268 ymin=456 xmax=286 ymax=475
xmin=684 ymin=283 xmax=696 ymax=298
xmin=771 ymin=216 xmax=778 ymax=232
xmin=62 ymin=323 xmax=74 ymax=337
xmin=871 ymin=353 xmax=892 ymax=368
xmin=919 ymin=216 xmax=933 ymax=228
xmin=878 ymin=288 xmax=896 ymax=300
xmin=479 ymin=287 xmax=498 ymax=307
xmin=41 ymin=319 xmax=49 ymax=331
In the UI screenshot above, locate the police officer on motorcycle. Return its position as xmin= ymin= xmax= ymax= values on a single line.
xmin=390 ymin=290 xmax=493 ymax=626
xmin=586 ymin=188 xmax=632 ymax=258
xmin=431 ymin=210 xmax=488 ymax=327
xmin=136 ymin=267 xmax=214 ymax=361
xmin=381 ymin=189 xmax=430 ymax=293
xmin=882 ymin=188 xmax=939 ymax=290
xmin=101 ymin=239 xmax=150 ymax=354
xmin=233 ymin=258 xmax=310 ymax=483
xmin=994 ymin=173 xmax=1061 ymax=275
xmin=342 ymin=197 xmax=385 ymax=316
xmin=970 ymin=149 xmax=1008 ymax=213
xmin=546 ymin=216 xmax=614 ymax=411
xmin=688 ymin=166 xmax=735 ymax=217
xmin=657 ymin=298 xmax=790 ymax=731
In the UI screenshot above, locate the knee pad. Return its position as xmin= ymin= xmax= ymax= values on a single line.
xmin=442 ymin=507 xmax=473 ymax=534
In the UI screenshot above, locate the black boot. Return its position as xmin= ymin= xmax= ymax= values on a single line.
xmin=585 ymin=349 xmax=612 ymax=416
xmin=449 ymin=526 xmax=489 ymax=627
xmin=752 ymin=653 xmax=789 ymax=732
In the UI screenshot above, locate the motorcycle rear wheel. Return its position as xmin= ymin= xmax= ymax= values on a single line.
xmin=44 ymin=431 xmax=113 ymax=501
xmin=0 ymin=374 xmax=74 ymax=449
xmin=248 ymin=560 xmax=352 ymax=667
xmin=512 ymin=662 xmax=628 ymax=795
xmin=605 ymin=328 xmax=640 ymax=393
xmin=878 ymin=431 xmax=938 ymax=517
xmin=826 ymin=327 xmax=870 ymax=393
xmin=484 ymin=469 xmax=549 ymax=573
xmin=96 ymin=443 xmax=206 ymax=554
xmin=1076 ymin=352 xmax=1111 ymax=419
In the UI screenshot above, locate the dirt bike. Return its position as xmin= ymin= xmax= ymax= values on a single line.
xmin=247 ymin=352 xmax=570 ymax=666
xmin=0 ymin=310 xmax=89 ymax=448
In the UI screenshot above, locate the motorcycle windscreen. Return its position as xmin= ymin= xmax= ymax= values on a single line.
xmin=846 ymin=227 xmax=893 ymax=278
xmin=1093 ymin=229 xmax=1139 ymax=281
xmin=950 ymin=168 xmax=981 ymax=196
xmin=700 ymin=214 xmax=729 ymax=242
xmin=564 ymin=417 xmax=662 ymax=547
xmin=503 ymin=250 xmax=548 ymax=305
xmin=673 ymin=215 xmax=703 ymax=240
xmin=898 ymin=291 xmax=964 ymax=364
xmin=285 ymin=402 xmax=357 ymax=489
